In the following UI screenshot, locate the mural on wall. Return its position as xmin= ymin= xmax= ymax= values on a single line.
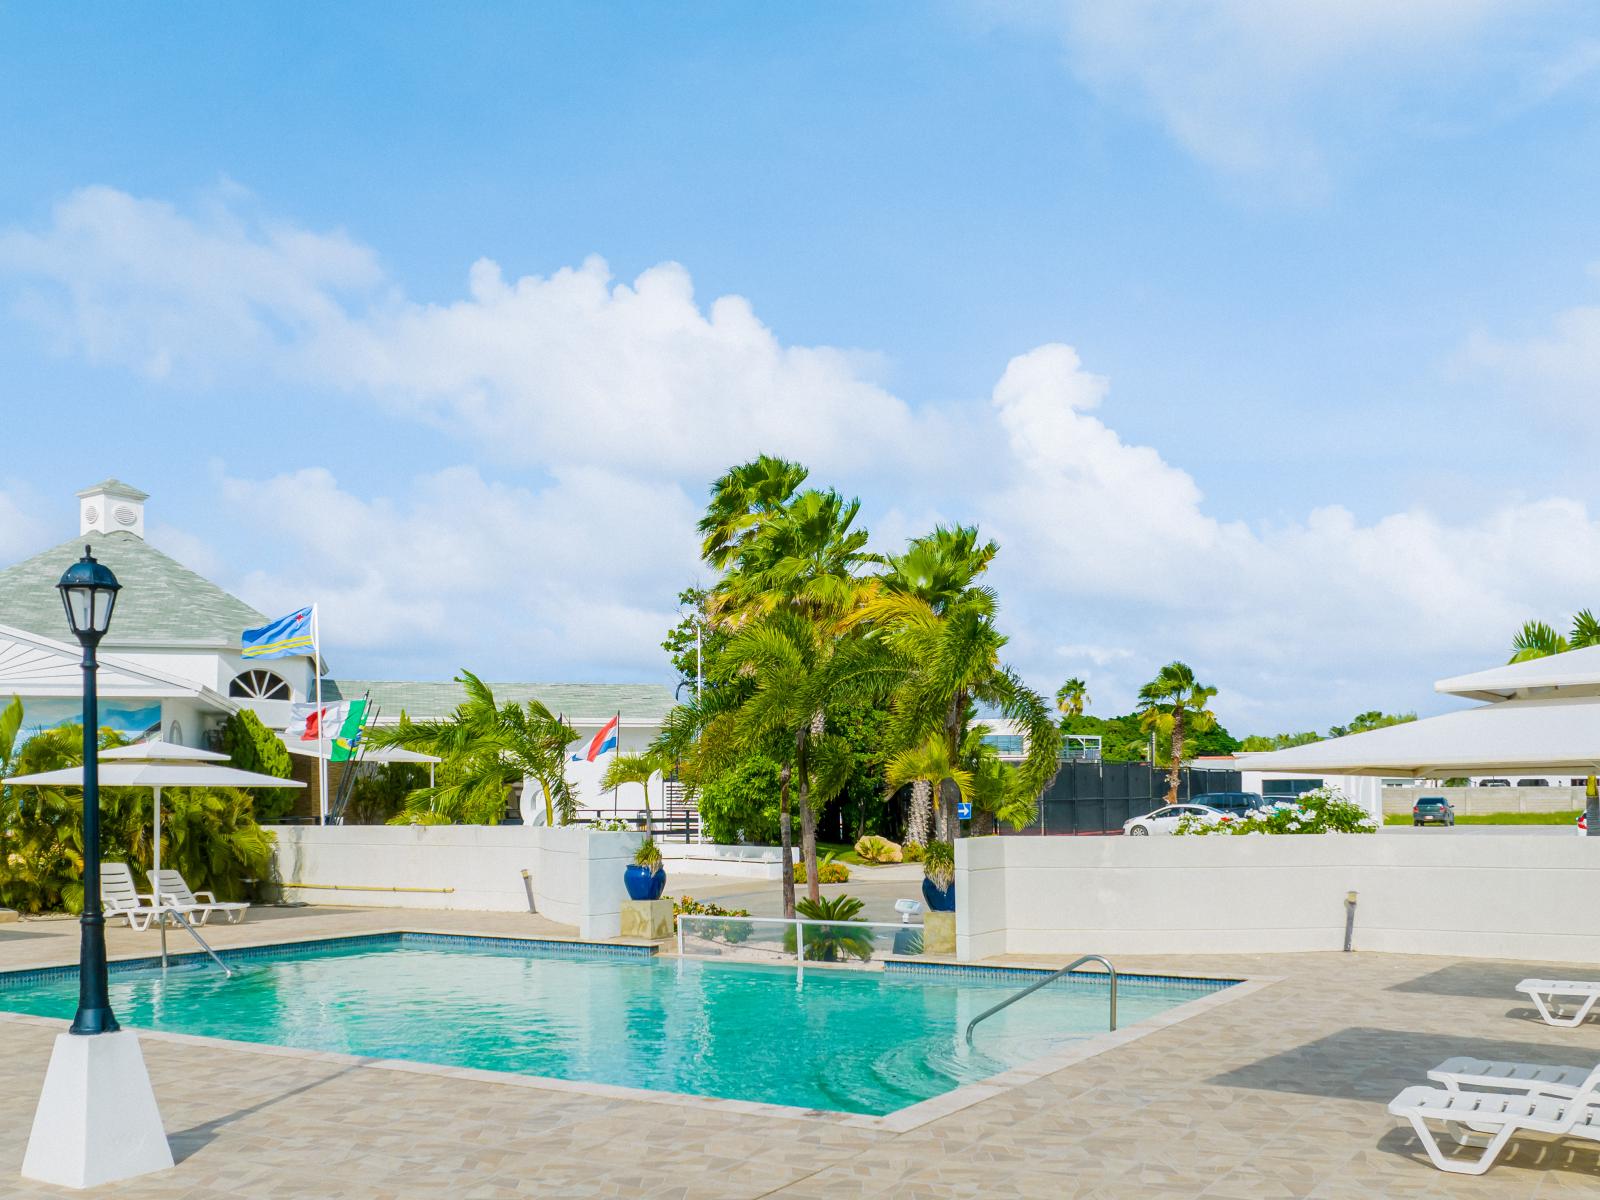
xmin=17 ymin=699 xmax=161 ymax=743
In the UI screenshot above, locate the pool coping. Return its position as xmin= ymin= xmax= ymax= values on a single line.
xmin=0 ymin=927 xmax=1281 ymax=1133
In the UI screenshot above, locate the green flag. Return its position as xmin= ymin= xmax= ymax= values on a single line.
xmin=329 ymin=698 xmax=368 ymax=763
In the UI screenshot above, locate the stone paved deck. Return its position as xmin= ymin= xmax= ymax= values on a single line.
xmin=2 ymin=906 xmax=1597 ymax=1197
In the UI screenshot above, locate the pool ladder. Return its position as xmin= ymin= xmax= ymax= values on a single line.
xmin=964 ymin=954 xmax=1117 ymax=1045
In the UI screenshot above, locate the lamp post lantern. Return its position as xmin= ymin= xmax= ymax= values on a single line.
xmin=57 ymin=546 xmax=121 ymax=1036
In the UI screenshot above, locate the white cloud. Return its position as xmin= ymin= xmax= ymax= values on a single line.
xmin=7 ymin=185 xmax=1600 ymax=728
xmin=0 ymin=484 xmax=49 ymax=563
xmin=983 ymin=0 xmax=1580 ymax=194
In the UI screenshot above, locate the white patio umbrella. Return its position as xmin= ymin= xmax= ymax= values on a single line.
xmin=5 ymin=739 xmax=304 ymax=960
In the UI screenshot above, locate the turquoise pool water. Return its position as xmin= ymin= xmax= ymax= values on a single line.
xmin=0 ymin=935 xmax=1232 ymax=1115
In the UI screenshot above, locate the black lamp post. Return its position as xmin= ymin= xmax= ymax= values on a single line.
xmin=57 ymin=546 xmax=121 ymax=1036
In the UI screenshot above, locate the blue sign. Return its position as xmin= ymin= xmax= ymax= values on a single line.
xmin=956 ymin=801 xmax=972 ymax=820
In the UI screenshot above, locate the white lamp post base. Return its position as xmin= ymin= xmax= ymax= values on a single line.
xmin=21 ymin=1030 xmax=174 ymax=1189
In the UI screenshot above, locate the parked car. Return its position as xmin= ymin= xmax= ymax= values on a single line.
xmin=1124 ymin=804 xmax=1233 ymax=836
xmin=1516 ymin=778 xmax=1550 ymax=788
xmin=1477 ymin=778 xmax=1511 ymax=787
xmin=1579 ymin=813 xmax=1588 ymax=836
xmin=1190 ymin=791 xmax=1267 ymax=817
xmin=1412 ymin=796 xmax=1454 ymax=827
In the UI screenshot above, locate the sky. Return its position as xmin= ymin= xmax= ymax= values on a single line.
xmin=2 ymin=1 xmax=1600 ymax=735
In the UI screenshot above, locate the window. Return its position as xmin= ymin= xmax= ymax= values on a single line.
xmin=1263 ymin=778 xmax=1323 ymax=798
xmin=981 ymin=734 xmax=1025 ymax=756
xmin=229 ymin=669 xmax=291 ymax=701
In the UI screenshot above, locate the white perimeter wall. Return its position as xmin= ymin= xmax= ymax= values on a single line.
xmin=267 ymin=825 xmax=643 ymax=938
xmin=956 ymin=834 xmax=1600 ymax=963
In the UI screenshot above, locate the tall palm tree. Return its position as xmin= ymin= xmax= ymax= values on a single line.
xmin=857 ymin=580 xmax=1059 ymax=842
xmin=1055 ymin=677 xmax=1088 ymax=719
xmin=369 ymin=672 xmax=580 ymax=825
xmin=715 ymin=488 xmax=872 ymax=621
xmin=600 ymin=751 xmax=661 ymax=832
xmin=719 ymin=609 xmax=880 ymax=908
xmin=1136 ymin=662 xmax=1217 ymax=804
xmin=1509 ymin=610 xmax=1600 ymax=662
xmin=697 ymin=455 xmax=809 ymax=569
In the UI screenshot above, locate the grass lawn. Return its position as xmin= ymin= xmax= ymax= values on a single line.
xmin=1383 ymin=810 xmax=1582 ymax=826
xmin=816 ymin=840 xmax=864 ymax=864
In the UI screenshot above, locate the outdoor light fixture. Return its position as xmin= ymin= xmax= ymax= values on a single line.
xmin=19 ymin=545 xmax=171 ymax=1189
xmin=57 ymin=545 xmax=120 ymax=642
xmin=57 ymin=546 xmax=121 ymax=1035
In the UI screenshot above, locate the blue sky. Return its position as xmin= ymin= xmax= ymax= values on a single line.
xmin=2 ymin=2 xmax=1600 ymax=733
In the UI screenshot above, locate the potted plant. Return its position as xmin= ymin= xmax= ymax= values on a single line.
xmin=624 ymin=836 xmax=666 ymax=901
xmin=920 ymin=840 xmax=955 ymax=911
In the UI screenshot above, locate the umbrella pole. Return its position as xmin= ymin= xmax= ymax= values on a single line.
xmin=154 ymin=786 xmax=166 ymax=971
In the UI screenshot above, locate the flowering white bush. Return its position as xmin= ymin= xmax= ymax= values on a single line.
xmin=1174 ymin=787 xmax=1378 ymax=836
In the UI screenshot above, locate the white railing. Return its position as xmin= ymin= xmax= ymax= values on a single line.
xmin=676 ymin=913 xmax=924 ymax=970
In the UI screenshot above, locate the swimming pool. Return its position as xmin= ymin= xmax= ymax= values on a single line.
xmin=0 ymin=934 xmax=1235 ymax=1116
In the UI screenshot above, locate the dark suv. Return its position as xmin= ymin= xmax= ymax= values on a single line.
xmin=1191 ymin=791 xmax=1266 ymax=817
xmin=1412 ymin=796 xmax=1455 ymax=827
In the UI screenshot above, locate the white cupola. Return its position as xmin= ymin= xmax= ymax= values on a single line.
xmin=77 ymin=479 xmax=149 ymax=540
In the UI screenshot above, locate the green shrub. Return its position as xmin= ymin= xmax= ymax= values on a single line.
xmin=921 ymin=839 xmax=954 ymax=886
xmin=901 ymin=841 xmax=925 ymax=863
xmin=671 ymin=894 xmax=753 ymax=941
xmin=1175 ymin=787 xmax=1378 ymax=836
xmin=793 ymin=851 xmax=850 ymax=884
xmin=696 ymin=755 xmax=783 ymax=844
xmin=854 ymin=834 xmax=903 ymax=864
xmin=219 ymin=709 xmax=298 ymax=823
xmin=343 ymin=763 xmax=428 ymax=825
xmin=634 ymin=836 xmax=663 ymax=870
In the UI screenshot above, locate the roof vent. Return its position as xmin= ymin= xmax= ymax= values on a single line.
xmin=77 ymin=479 xmax=148 ymax=540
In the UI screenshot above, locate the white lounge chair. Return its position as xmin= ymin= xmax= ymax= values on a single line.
xmin=1388 ymin=1079 xmax=1600 ymax=1175
xmin=149 ymin=869 xmax=249 ymax=926
xmin=1518 ymin=979 xmax=1600 ymax=1027
xmin=100 ymin=862 xmax=160 ymax=931
xmin=1431 ymin=1056 xmax=1600 ymax=1100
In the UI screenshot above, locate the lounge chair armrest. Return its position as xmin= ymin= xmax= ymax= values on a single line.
xmin=193 ymin=890 xmax=217 ymax=903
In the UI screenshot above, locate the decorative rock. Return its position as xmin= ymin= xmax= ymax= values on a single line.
xmin=924 ymin=911 xmax=956 ymax=956
xmin=619 ymin=897 xmax=675 ymax=941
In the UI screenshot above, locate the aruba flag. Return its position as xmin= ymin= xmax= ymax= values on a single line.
xmin=242 ymin=606 xmax=314 ymax=660
xmin=580 ymin=715 xmax=619 ymax=763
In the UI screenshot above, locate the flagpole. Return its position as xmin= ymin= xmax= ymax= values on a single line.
xmin=313 ymin=603 xmax=328 ymax=825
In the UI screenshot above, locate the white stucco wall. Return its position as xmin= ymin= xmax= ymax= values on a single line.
xmin=955 ymin=833 xmax=1600 ymax=962
xmin=266 ymin=824 xmax=643 ymax=938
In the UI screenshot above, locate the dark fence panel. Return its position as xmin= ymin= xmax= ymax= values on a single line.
xmin=1006 ymin=762 xmax=1243 ymax=836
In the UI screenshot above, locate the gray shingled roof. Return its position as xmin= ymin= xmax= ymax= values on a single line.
xmin=0 ymin=531 xmax=268 ymax=647
xmin=326 ymin=678 xmax=677 ymax=723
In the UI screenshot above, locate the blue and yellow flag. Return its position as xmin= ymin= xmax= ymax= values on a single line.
xmin=241 ymin=606 xmax=314 ymax=660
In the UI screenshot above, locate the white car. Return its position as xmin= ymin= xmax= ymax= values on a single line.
xmin=1123 ymin=803 xmax=1234 ymax=836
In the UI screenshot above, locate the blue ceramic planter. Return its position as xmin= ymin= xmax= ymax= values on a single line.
xmin=921 ymin=876 xmax=955 ymax=912
xmin=624 ymin=864 xmax=666 ymax=901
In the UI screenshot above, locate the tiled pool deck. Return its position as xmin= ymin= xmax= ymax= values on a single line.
xmin=2 ymin=906 xmax=1597 ymax=1197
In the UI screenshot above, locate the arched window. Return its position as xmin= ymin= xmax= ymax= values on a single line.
xmin=229 ymin=669 xmax=291 ymax=701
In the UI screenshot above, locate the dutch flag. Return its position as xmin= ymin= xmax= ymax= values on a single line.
xmin=580 ymin=715 xmax=620 ymax=763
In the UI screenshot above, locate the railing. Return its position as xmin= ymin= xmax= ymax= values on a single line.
xmin=677 ymin=913 xmax=925 ymax=969
xmin=964 ymin=954 xmax=1117 ymax=1044
xmin=158 ymin=907 xmax=233 ymax=977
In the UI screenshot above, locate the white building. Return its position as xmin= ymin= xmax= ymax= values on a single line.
xmin=0 ymin=480 xmax=675 ymax=823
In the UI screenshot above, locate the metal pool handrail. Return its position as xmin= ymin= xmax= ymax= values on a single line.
xmin=964 ymin=954 xmax=1117 ymax=1044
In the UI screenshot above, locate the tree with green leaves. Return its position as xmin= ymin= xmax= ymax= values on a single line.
xmin=885 ymin=733 xmax=972 ymax=844
xmin=600 ymin=750 xmax=663 ymax=830
xmin=857 ymin=531 xmax=1059 ymax=843
xmin=368 ymin=672 xmax=579 ymax=825
xmin=1326 ymin=710 xmax=1416 ymax=738
xmin=1137 ymin=661 xmax=1217 ymax=804
xmin=1055 ymin=677 xmax=1088 ymax=719
xmin=219 ymin=708 xmax=298 ymax=822
xmin=1510 ymin=609 xmax=1600 ymax=662
xmin=697 ymin=454 xmax=809 ymax=569
xmin=0 ymin=694 xmax=23 ymax=780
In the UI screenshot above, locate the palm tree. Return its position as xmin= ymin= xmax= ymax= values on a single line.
xmin=1055 ymin=677 xmax=1088 ymax=719
xmin=1137 ymin=662 xmax=1217 ymax=804
xmin=369 ymin=672 xmax=580 ymax=825
xmin=719 ymin=609 xmax=880 ymax=909
xmin=1509 ymin=610 xmax=1600 ymax=662
xmin=885 ymin=733 xmax=973 ymax=844
xmin=714 ymin=488 xmax=872 ymax=621
xmin=856 ymin=578 xmax=1060 ymax=842
xmin=697 ymin=455 xmax=809 ymax=569
xmin=600 ymin=751 xmax=660 ymax=832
